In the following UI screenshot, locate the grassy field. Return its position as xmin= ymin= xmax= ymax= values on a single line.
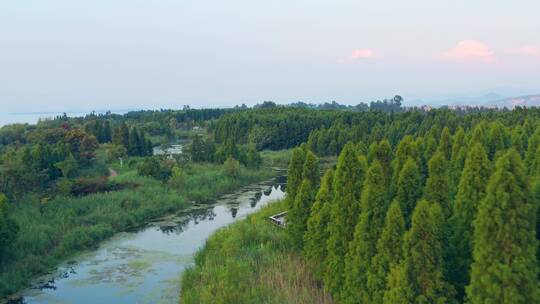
xmin=181 ymin=199 xmax=333 ymax=304
xmin=1 ymin=163 xmax=274 ymax=299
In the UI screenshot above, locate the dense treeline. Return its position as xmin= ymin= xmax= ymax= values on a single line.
xmin=285 ymin=108 xmax=540 ymax=303
xmin=213 ymin=106 xmax=540 ymax=154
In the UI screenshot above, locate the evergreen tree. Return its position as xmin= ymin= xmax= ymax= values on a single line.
xmin=467 ymin=150 xmax=539 ymax=303
xmin=288 ymin=179 xmax=315 ymax=247
xmin=449 ymin=143 xmax=490 ymax=300
xmin=286 ymin=146 xmax=307 ymax=207
xmin=373 ymin=139 xmax=393 ymax=186
xmin=395 ymin=157 xmax=422 ymax=227
xmin=301 ymin=150 xmax=320 ymax=187
xmin=469 ymin=122 xmax=488 ymax=148
xmin=486 ymin=122 xmax=507 ymax=160
xmin=384 ymin=200 xmax=453 ymax=303
xmin=424 ymin=152 xmax=451 ymax=218
xmin=511 ymin=125 xmax=527 ymax=158
xmin=120 ymin=122 xmax=130 ymax=148
xmin=0 ymin=193 xmax=18 ymax=263
xmin=525 ymin=127 xmax=540 ymax=173
xmin=391 ymin=136 xmax=417 ymax=194
xmin=324 ymin=143 xmax=367 ymax=297
xmin=245 ymin=144 xmax=262 ymax=169
xmin=128 ymin=127 xmax=140 ymax=156
xmin=367 ymin=200 xmax=406 ymax=304
xmin=103 ymin=120 xmax=112 ymax=143
xmin=304 ymin=169 xmax=334 ymax=279
xmin=344 ymin=161 xmax=388 ymax=303
xmin=450 ymin=128 xmax=467 ymax=200
xmin=438 ymin=126 xmax=452 ymax=161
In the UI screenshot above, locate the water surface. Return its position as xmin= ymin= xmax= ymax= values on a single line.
xmin=15 ymin=177 xmax=286 ymax=304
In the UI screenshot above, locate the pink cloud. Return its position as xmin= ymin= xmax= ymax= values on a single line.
xmin=350 ymin=48 xmax=378 ymax=60
xmin=506 ymin=46 xmax=540 ymax=57
xmin=440 ymin=40 xmax=496 ymax=63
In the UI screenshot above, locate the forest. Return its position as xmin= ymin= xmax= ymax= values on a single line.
xmin=183 ymin=106 xmax=540 ymax=303
xmin=2 ymin=105 xmax=540 ymax=303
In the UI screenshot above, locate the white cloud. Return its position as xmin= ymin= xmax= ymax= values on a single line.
xmin=440 ymin=40 xmax=496 ymax=63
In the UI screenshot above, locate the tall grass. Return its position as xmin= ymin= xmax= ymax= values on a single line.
xmin=0 ymin=163 xmax=274 ymax=299
xmin=181 ymin=200 xmax=333 ymax=304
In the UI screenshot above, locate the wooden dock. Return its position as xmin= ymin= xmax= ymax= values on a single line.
xmin=269 ymin=211 xmax=288 ymax=228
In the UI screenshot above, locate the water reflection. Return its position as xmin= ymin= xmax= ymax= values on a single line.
xmin=15 ymin=177 xmax=286 ymax=304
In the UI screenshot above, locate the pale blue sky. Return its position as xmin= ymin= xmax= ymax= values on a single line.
xmin=1 ymin=1 xmax=539 ymax=111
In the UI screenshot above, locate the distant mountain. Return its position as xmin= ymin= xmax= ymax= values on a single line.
xmin=486 ymin=94 xmax=540 ymax=108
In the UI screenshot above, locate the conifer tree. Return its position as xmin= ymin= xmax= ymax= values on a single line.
xmin=286 ymin=146 xmax=307 ymax=207
xmin=304 ymin=169 xmax=334 ymax=279
xmin=128 ymin=126 xmax=141 ymax=156
xmin=373 ymin=139 xmax=393 ymax=186
xmin=120 ymin=122 xmax=130 ymax=148
xmin=391 ymin=136 xmax=416 ymax=193
xmin=486 ymin=122 xmax=507 ymax=160
xmin=525 ymin=127 xmax=540 ymax=173
xmin=467 ymin=150 xmax=539 ymax=303
xmin=395 ymin=157 xmax=422 ymax=227
xmin=301 ymin=150 xmax=320 ymax=187
xmin=438 ymin=126 xmax=452 ymax=161
xmin=367 ymin=200 xmax=406 ymax=304
xmin=511 ymin=125 xmax=527 ymax=158
xmin=324 ymin=143 xmax=367 ymax=297
xmin=288 ymin=179 xmax=315 ymax=247
xmin=450 ymin=127 xmax=467 ymax=196
xmin=384 ymin=200 xmax=453 ymax=303
xmin=343 ymin=161 xmax=388 ymax=303
xmin=469 ymin=122 xmax=488 ymax=148
xmin=424 ymin=152 xmax=451 ymax=218
xmin=449 ymin=143 xmax=490 ymax=300
xmin=423 ymin=135 xmax=438 ymax=169
xmin=0 ymin=193 xmax=18 ymax=263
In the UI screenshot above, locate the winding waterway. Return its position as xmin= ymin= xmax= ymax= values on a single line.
xmin=14 ymin=177 xmax=286 ymax=304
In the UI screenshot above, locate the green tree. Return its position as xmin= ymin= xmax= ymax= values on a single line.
xmin=223 ymin=156 xmax=241 ymax=178
xmin=384 ymin=200 xmax=453 ymax=304
xmin=450 ymin=128 xmax=467 ymax=199
xmin=0 ymin=193 xmax=18 ymax=263
xmin=525 ymin=127 xmax=540 ymax=174
xmin=168 ymin=166 xmax=185 ymax=190
xmin=438 ymin=126 xmax=452 ymax=161
xmin=372 ymin=139 xmax=393 ymax=186
xmin=324 ymin=143 xmax=367 ymax=297
xmin=303 ymin=169 xmax=334 ymax=279
xmin=391 ymin=136 xmax=417 ymax=193
xmin=301 ymin=150 xmax=320 ymax=187
xmin=486 ymin=122 xmax=507 ymax=160
xmin=245 ymin=144 xmax=262 ymax=169
xmin=424 ymin=152 xmax=451 ymax=218
xmin=54 ymin=154 xmax=78 ymax=178
xmin=395 ymin=157 xmax=422 ymax=227
xmin=511 ymin=125 xmax=527 ymax=158
xmin=467 ymin=150 xmax=539 ymax=303
xmin=128 ymin=126 xmax=141 ymax=156
xmin=288 ymin=179 xmax=316 ymax=247
xmin=367 ymin=200 xmax=406 ymax=304
xmin=449 ymin=143 xmax=490 ymax=300
xmin=286 ymin=146 xmax=307 ymax=207
xmin=344 ymin=161 xmax=388 ymax=303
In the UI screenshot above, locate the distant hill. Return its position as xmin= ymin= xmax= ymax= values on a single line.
xmin=486 ymin=94 xmax=540 ymax=108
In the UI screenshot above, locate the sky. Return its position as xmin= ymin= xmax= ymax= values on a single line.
xmin=1 ymin=0 xmax=540 ymax=111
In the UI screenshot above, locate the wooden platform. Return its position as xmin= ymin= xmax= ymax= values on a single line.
xmin=269 ymin=211 xmax=288 ymax=228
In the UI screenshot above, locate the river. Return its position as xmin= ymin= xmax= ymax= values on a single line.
xmin=13 ymin=177 xmax=286 ymax=304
